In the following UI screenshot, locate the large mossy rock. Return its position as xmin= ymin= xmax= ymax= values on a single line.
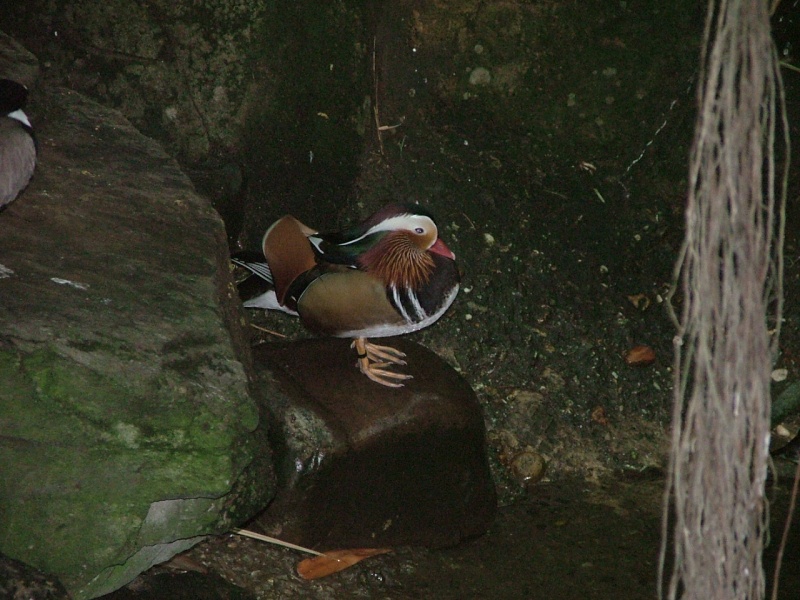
xmin=0 ymin=83 xmax=274 ymax=598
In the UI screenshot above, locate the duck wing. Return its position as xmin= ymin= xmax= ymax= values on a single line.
xmin=262 ymin=215 xmax=319 ymax=306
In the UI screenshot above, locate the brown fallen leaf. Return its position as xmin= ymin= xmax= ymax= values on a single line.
xmin=625 ymin=344 xmax=656 ymax=366
xmin=297 ymin=548 xmax=392 ymax=580
xmin=627 ymin=293 xmax=651 ymax=311
xmin=591 ymin=405 xmax=609 ymax=426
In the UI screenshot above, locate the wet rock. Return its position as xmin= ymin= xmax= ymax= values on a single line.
xmin=0 ymin=80 xmax=273 ymax=598
xmin=252 ymin=337 xmax=496 ymax=550
xmin=0 ymin=552 xmax=70 ymax=600
xmin=104 ymin=571 xmax=255 ymax=600
xmin=0 ymin=31 xmax=38 ymax=87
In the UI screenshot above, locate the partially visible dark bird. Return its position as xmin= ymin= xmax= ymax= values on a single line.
xmin=0 ymin=78 xmax=35 ymax=209
xmin=232 ymin=203 xmax=460 ymax=387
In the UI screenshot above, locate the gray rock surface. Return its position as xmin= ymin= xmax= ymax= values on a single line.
xmin=0 ymin=31 xmax=38 ymax=87
xmin=0 ymin=80 xmax=273 ymax=598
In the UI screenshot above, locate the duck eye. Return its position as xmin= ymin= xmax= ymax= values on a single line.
xmin=414 ymin=227 xmax=425 ymax=234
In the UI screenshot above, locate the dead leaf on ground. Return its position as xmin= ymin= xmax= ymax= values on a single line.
xmin=625 ymin=345 xmax=656 ymax=366
xmin=627 ymin=293 xmax=651 ymax=311
xmin=591 ymin=405 xmax=609 ymax=426
xmin=297 ymin=548 xmax=392 ymax=580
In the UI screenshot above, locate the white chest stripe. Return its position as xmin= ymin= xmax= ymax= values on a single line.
xmin=407 ymin=290 xmax=426 ymax=322
xmin=389 ymin=285 xmax=427 ymax=323
xmin=391 ymin=285 xmax=410 ymax=322
xmin=338 ymin=284 xmax=459 ymax=339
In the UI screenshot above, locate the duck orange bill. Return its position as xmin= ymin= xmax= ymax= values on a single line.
xmin=296 ymin=548 xmax=392 ymax=579
xmin=429 ymin=237 xmax=455 ymax=260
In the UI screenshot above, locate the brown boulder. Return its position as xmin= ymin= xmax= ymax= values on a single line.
xmin=252 ymin=337 xmax=496 ymax=550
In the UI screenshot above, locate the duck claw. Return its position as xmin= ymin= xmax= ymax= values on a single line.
xmin=359 ymin=363 xmax=413 ymax=388
xmin=352 ymin=338 xmax=412 ymax=388
xmin=362 ymin=341 xmax=407 ymax=365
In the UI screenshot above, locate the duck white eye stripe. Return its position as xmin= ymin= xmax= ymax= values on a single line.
xmin=339 ymin=214 xmax=435 ymax=246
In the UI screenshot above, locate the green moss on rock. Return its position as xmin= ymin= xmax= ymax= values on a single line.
xmin=0 ymin=82 xmax=274 ymax=599
xmin=0 ymin=344 xmax=266 ymax=597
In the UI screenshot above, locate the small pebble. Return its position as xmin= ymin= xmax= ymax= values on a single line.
xmin=469 ymin=67 xmax=491 ymax=86
xmin=771 ymin=368 xmax=788 ymax=382
xmin=510 ymin=451 xmax=547 ymax=484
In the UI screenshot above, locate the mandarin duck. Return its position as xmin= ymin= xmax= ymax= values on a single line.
xmin=232 ymin=203 xmax=460 ymax=387
xmin=0 ymin=78 xmax=36 ymax=209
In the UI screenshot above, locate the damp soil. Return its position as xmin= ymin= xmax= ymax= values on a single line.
xmin=114 ymin=5 xmax=800 ymax=597
xmin=17 ymin=0 xmax=798 ymax=596
xmin=110 ymin=469 xmax=800 ymax=600
xmin=222 ymin=0 xmax=733 ymax=495
xmin=111 ymin=64 xmax=800 ymax=600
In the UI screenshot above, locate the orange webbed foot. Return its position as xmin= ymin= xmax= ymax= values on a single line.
xmin=351 ymin=338 xmax=413 ymax=388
